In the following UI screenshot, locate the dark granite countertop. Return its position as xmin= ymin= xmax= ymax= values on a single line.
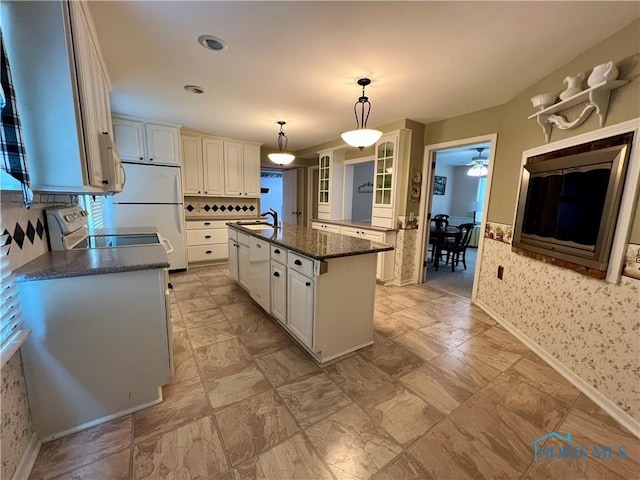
xmin=311 ymin=219 xmax=397 ymax=233
xmin=228 ymin=222 xmax=394 ymax=261
xmin=13 ymin=244 xmax=169 ymax=282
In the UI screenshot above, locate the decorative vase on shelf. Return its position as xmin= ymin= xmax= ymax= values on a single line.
xmin=559 ymin=73 xmax=584 ymax=101
xmin=587 ymin=61 xmax=619 ymax=87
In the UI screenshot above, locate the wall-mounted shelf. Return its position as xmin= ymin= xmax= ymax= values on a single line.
xmin=528 ymin=79 xmax=628 ymax=143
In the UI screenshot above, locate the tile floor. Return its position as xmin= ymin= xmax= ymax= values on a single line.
xmin=29 ymin=264 xmax=639 ymax=480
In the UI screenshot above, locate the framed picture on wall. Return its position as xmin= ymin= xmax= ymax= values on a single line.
xmin=434 ymin=176 xmax=447 ymax=195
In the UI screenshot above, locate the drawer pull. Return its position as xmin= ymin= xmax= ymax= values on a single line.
xmin=273 ymin=271 xmax=280 ymax=277
xmin=305 ymin=281 xmax=311 ymax=287
xmin=256 ymin=244 xmax=262 ymax=248
xmin=294 ymin=259 xmax=302 ymax=266
xmin=204 ymin=222 xmax=211 ymax=226
xmin=204 ymin=235 xmax=211 ymax=239
xmin=205 ymin=250 xmax=212 ymax=254
xmin=274 ymin=249 xmax=280 ymax=254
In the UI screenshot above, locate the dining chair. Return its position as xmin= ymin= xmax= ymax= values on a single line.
xmin=440 ymin=223 xmax=475 ymax=271
xmin=432 ymin=214 xmax=450 ymax=228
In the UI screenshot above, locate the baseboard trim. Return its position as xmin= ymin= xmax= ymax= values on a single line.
xmin=40 ymin=391 xmax=163 ymax=443
xmin=475 ymin=299 xmax=640 ymax=440
xmin=11 ymin=432 xmax=40 ymax=480
xmin=392 ymin=278 xmax=414 ymax=287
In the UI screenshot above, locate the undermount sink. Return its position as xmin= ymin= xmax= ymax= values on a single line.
xmin=239 ymin=223 xmax=276 ymax=231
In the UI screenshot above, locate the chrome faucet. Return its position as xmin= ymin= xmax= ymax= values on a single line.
xmin=261 ymin=208 xmax=278 ymax=228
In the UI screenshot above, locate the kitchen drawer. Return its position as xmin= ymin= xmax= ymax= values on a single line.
xmin=228 ymin=227 xmax=238 ymax=241
xmin=340 ymin=226 xmax=360 ymax=238
xmin=360 ymin=230 xmax=385 ymax=242
xmin=271 ymin=245 xmax=288 ymax=265
xmin=237 ymin=231 xmax=250 ymax=246
xmin=186 ymin=229 xmax=227 ymax=246
xmin=250 ymin=237 xmax=270 ymax=262
xmin=288 ymin=252 xmax=314 ymax=277
xmin=187 ymin=244 xmax=228 ymax=262
xmin=186 ymin=220 xmax=228 ymax=230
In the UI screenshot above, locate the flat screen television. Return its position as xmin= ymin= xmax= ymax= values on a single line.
xmin=512 ymin=132 xmax=634 ymax=275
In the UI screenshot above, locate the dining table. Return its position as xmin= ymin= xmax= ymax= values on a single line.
xmin=429 ymin=225 xmax=462 ymax=271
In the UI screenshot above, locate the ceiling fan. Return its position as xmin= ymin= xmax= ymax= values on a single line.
xmin=466 ymin=147 xmax=489 ymax=177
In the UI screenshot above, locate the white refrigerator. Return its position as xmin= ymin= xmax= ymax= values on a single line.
xmin=110 ymin=163 xmax=187 ymax=270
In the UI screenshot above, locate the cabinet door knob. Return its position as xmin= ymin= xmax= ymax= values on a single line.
xmin=149 ymin=158 xmax=154 ymax=161
xmin=305 ymin=281 xmax=311 ymax=287
xmin=205 ymin=191 xmax=208 ymax=194
xmin=139 ymin=157 xmax=143 ymax=160
xmin=256 ymin=243 xmax=261 ymax=248
xmin=198 ymin=191 xmax=201 ymax=193
xmin=274 ymin=249 xmax=280 ymax=254
xmin=204 ymin=235 xmax=211 ymax=239
xmin=273 ymin=271 xmax=280 ymax=277
xmin=294 ymin=259 xmax=302 ymax=266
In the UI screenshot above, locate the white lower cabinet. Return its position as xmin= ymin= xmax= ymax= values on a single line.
xmin=186 ymin=220 xmax=229 ymax=264
xmin=287 ymin=269 xmax=314 ymax=349
xmin=270 ymin=261 xmax=287 ymax=324
xmin=228 ymin=238 xmax=239 ymax=281
xmin=249 ymin=237 xmax=270 ymax=311
xmin=237 ymin=235 xmax=250 ymax=291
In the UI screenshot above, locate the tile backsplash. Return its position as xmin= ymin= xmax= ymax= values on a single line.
xmin=184 ymin=196 xmax=259 ymax=219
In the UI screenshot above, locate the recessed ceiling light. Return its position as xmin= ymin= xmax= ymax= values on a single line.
xmin=184 ymin=85 xmax=204 ymax=94
xmin=197 ymin=34 xmax=227 ymax=51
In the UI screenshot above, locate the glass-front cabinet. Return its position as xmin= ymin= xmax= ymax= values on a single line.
xmin=316 ymin=149 xmax=345 ymax=220
xmin=319 ymin=154 xmax=330 ymax=205
xmin=375 ymin=141 xmax=394 ymax=206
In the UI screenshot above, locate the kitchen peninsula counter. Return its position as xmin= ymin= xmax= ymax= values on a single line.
xmin=311 ymin=218 xmax=397 ymax=232
xmin=13 ymin=244 xmax=169 ymax=282
xmin=228 ymin=222 xmax=393 ymax=261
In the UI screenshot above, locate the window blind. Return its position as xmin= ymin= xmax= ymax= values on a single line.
xmin=81 ymin=195 xmax=105 ymax=232
xmin=0 ymin=233 xmax=30 ymax=368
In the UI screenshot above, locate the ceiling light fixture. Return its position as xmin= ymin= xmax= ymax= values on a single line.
xmin=197 ymin=34 xmax=228 ymax=51
xmin=340 ymin=78 xmax=382 ymax=150
xmin=466 ymin=148 xmax=488 ymax=177
xmin=267 ymin=121 xmax=295 ymax=165
xmin=184 ymin=85 xmax=205 ymax=94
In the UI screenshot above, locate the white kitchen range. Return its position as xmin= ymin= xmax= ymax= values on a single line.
xmin=13 ymin=206 xmax=174 ymax=441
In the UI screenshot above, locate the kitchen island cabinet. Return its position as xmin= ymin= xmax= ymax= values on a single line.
xmin=227 ymin=223 xmax=393 ymax=362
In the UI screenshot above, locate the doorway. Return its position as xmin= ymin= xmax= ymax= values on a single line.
xmin=260 ymin=170 xmax=283 ymax=220
xmin=416 ymin=134 xmax=497 ymax=301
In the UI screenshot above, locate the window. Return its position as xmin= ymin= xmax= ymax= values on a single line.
xmin=475 ymin=177 xmax=487 ymax=222
xmin=0 ymin=232 xmax=29 ymax=367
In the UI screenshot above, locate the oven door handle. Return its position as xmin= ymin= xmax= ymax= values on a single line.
xmin=160 ymin=236 xmax=174 ymax=254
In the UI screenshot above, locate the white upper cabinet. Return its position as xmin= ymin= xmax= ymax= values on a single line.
xmin=1 ymin=0 xmax=120 ymax=194
xmin=182 ymin=134 xmax=259 ymax=198
xmin=316 ymin=148 xmax=345 ymax=219
xmin=112 ymin=115 xmax=181 ymax=166
xmin=372 ymin=130 xmax=409 ymax=228
xmin=224 ymin=141 xmax=261 ymax=197
xmin=202 ymin=138 xmax=225 ymax=196
xmin=181 ymin=134 xmax=204 ymax=195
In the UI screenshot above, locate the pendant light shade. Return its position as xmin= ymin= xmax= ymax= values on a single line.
xmin=268 ymin=121 xmax=295 ymax=165
xmin=340 ymin=78 xmax=382 ymax=150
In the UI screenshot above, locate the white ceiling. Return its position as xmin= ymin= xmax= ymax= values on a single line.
xmin=89 ymin=1 xmax=639 ymax=153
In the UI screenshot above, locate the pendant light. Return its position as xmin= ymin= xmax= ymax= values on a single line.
xmin=340 ymin=78 xmax=383 ymax=150
xmin=466 ymin=148 xmax=488 ymax=177
xmin=267 ymin=121 xmax=295 ymax=165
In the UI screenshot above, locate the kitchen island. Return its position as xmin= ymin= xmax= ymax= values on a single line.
xmin=13 ymin=244 xmax=172 ymax=440
xmin=228 ymin=222 xmax=393 ymax=363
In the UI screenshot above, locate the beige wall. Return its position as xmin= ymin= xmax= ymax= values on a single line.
xmin=423 ymin=20 xmax=640 ymax=240
xmin=422 ymin=21 xmax=640 ymax=422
